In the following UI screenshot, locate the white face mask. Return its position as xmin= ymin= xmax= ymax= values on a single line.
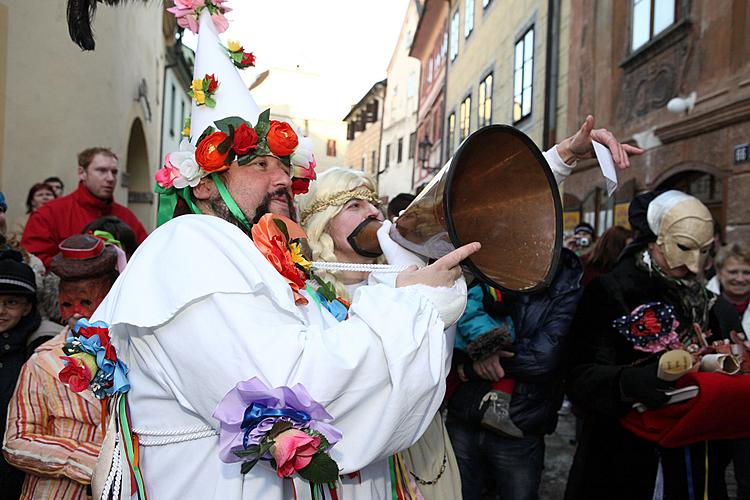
xmin=655 ymin=199 xmax=714 ymax=274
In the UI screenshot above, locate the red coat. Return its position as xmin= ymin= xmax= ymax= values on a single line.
xmin=21 ymin=184 xmax=148 ymax=267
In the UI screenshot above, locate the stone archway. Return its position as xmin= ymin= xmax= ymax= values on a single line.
xmin=125 ymin=119 xmax=154 ymax=229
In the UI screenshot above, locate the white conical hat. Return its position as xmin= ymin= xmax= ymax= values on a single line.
xmin=190 ymin=10 xmax=261 ymax=145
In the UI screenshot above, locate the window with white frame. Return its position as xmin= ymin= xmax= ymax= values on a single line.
xmin=631 ymin=0 xmax=677 ymax=50
xmin=513 ymin=28 xmax=534 ymax=123
xmin=450 ymin=11 xmax=460 ymax=61
xmin=478 ymin=73 xmax=493 ymax=127
xmin=464 ymin=0 xmax=474 ymax=38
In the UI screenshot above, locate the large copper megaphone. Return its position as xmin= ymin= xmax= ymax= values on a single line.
xmin=352 ymin=125 xmax=563 ymax=293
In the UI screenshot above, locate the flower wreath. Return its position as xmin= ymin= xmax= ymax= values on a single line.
xmin=154 ymin=109 xmax=317 ymax=227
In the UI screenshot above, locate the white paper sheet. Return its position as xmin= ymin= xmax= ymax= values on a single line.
xmin=593 ymin=140 xmax=618 ymax=196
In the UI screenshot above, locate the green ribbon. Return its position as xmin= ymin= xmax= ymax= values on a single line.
xmin=154 ymin=174 xmax=247 ymax=230
xmin=118 ymin=394 xmax=148 ymax=500
xmin=92 ymin=230 xmax=122 ymax=249
xmin=211 ymin=173 xmax=252 ymax=231
xmin=154 ymin=183 xmax=202 ymax=227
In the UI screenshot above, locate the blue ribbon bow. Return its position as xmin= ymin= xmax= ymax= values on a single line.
xmin=241 ymin=402 xmax=311 ymax=449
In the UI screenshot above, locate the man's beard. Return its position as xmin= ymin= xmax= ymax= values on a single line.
xmin=251 ymin=188 xmax=297 ymax=224
xmin=208 ymin=188 xmax=296 ymax=237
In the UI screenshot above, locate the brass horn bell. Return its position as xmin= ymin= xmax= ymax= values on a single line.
xmin=353 ymin=125 xmax=563 ymax=294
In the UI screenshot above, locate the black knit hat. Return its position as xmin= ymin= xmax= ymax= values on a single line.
xmin=0 ymin=251 xmax=36 ymax=296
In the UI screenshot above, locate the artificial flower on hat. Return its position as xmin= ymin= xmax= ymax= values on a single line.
xmin=167 ymin=0 xmax=232 ymax=35
xmin=290 ymin=136 xmax=317 ymax=195
xmin=224 ymin=39 xmax=256 ymax=70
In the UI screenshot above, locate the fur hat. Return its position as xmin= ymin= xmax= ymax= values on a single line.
xmin=49 ymin=234 xmax=118 ymax=280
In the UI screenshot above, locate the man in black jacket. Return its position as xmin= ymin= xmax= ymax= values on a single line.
xmin=564 ymin=191 xmax=744 ymax=500
xmin=447 ymin=248 xmax=583 ymax=500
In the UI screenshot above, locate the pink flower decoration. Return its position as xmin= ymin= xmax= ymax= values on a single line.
xmin=211 ymin=12 xmax=230 ymax=33
xmin=155 ymin=154 xmax=181 ymax=189
xmin=167 ymin=0 xmax=231 ymax=34
xmin=271 ymin=429 xmax=320 ymax=478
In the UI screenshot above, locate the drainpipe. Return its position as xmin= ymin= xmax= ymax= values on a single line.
xmin=542 ymin=0 xmax=561 ymax=150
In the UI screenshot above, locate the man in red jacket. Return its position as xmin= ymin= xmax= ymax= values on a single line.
xmin=21 ymin=147 xmax=148 ymax=267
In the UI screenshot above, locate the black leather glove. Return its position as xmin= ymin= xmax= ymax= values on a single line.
xmin=619 ymin=363 xmax=673 ymax=409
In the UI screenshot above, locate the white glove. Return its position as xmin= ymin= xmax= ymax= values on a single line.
xmin=376 ymin=219 xmax=427 ymax=268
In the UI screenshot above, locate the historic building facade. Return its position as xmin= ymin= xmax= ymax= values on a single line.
xmin=563 ymin=0 xmax=750 ymax=242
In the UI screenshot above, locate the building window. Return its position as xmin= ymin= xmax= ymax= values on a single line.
xmin=631 ymin=0 xmax=677 ymax=50
xmin=397 ymin=137 xmax=404 ymax=163
xmin=407 ymin=73 xmax=417 ymax=100
xmin=464 ymin=0 xmax=474 ymax=38
xmin=385 ymin=144 xmax=391 ymax=169
xmin=361 ymin=155 xmax=366 ymax=170
xmin=513 ymin=28 xmax=534 ymax=123
xmin=408 ymin=132 xmax=416 ymax=159
xmin=447 ymin=112 xmax=456 ymax=157
xmin=180 ymin=99 xmax=186 ymax=135
xmin=459 ymin=95 xmax=471 ymax=140
xmin=450 ymin=11 xmax=460 ymax=61
xmin=169 ymin=84 xmax=176 ymax=137
xmin=326 ymin=139 xmax=337 ymax=157
xmin=478 ymin=73 xmax=493 ymax=127
xmin=482 ymin=0 xmax=492 ymax=8
xmin=371 ymin=151 xmax=377 ymax=172
xmin=427 ymin=58 xmax=434 ymax=84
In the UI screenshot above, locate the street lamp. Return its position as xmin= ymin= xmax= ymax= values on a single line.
xmin=418 ymin=136 xmax=433 ymax=172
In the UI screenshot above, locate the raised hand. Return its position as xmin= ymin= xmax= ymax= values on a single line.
xmin=558 ymin=115 xmax=644 ymax=170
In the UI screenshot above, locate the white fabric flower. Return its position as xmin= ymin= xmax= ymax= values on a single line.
xmin=290 ymin=136 xmax=315 ymax=169
xmin=170 ymin=140 xmax=204 ymax=189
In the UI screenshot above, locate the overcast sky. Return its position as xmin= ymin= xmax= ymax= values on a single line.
xmin=184 ymin=0 xmax=409 ymax=119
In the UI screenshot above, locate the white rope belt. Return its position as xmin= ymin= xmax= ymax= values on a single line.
xmin=311 ymin=262 xmax=412 ymax=273
xmin=133 ymin=425 xmax=219 ymax=447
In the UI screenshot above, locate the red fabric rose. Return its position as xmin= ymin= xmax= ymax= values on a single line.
xmin=266 ymin=121 xmax=299 ymax=157
xmin=59 ymin=356 xmax=93 ymax=392
xmin=196 ymin=131 xmax=230 ymax=172
xmin=241 ymin=52 xmax=256 ymax=67
xmin=205 ymin=73 xmax=219 ymax=93
xmin=291 ymin=178 xmax=310 ymax=196
xmin=232 ymin=123 xmax=258 ymax=155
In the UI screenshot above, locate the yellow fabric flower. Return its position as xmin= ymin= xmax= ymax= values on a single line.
xmin=193 ymin=89 xmax=206 ymax=105
xmin=289 ymin=242 xmax=312 ymax=271
xmin=181 ymin=125 xmax=190 ymax=138
xmin=227 ymin=39 xmax=242 ymax=52
xmin=192 ymin=79 xmax=203 ymax=92
xmin=71 ymin=352 xmax=98 ymax=378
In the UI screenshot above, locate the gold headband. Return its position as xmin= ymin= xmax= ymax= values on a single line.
xmin=300 ymin=186 xmax=381 ymax=225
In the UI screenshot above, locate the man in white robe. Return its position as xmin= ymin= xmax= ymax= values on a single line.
xmin=91 ymin=144 xmax=480 ymax=499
